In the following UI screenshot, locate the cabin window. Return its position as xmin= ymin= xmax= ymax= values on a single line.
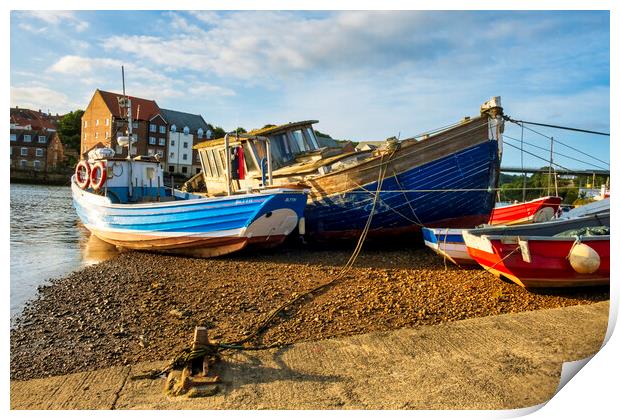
xmin=304 ymin=127 xmax=320 ymax=149
xmin=290 ymin=130 xmax=306 ymax=152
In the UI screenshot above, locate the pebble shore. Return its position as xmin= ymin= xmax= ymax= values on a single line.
xmin=10 ymin=245 xmax=609 ymax=381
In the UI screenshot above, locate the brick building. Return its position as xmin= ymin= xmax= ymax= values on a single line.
xmin=10 ymin=107 xmax=65 ymax=171
xmin=80 ymin=89 xmax=168 ymax=159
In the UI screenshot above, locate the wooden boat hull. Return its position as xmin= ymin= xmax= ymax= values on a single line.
xmin=462 ymin=214 xmax=610 ymax=288
xmin=489 ymin=196 xmax=562 ymax=226
xmin=304 ymin=117 xmax=501 ymax=240
xmin=72 ymin=180 xmax=307 ymax=257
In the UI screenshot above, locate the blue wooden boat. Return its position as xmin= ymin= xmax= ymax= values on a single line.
xmin=188 ymin=97 xmax=504 ymax=241
xmin=73 ymin=130 xmax=307 ymax=257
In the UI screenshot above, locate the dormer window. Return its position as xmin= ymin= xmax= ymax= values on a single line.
xmin=197 ymin=128 xmax=204 ymax=138
xmin=183 ymin=126 xmax=190 ymax=135
xmin=170 ymin=124 xmax=176 ymax=132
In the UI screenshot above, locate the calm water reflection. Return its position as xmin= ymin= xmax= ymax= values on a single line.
xmin=10 ymin=183 xmax=118 ymax=317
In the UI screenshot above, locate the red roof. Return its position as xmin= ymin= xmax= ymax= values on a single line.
xmin=97 ymin=89 xmax=161 ymax=121
xmin=10 ymin=107 xmax=57 ymax=131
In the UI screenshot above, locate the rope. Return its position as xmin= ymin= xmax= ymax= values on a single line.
xmin=504 ymin=116 xmax=610 ymax=136
xmin=132 ymin=149 xmax=398 ymax=380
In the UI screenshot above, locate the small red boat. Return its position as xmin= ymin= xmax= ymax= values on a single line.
xmin=462 ymin=213 xmax=610 ymax=288
xmin=488 ymin=196 xmax=562 ymax=226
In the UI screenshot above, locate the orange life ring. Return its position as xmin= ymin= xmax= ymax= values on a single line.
xmin=75 ymin=161 xmax=90 ymax=189
xmin=90 ymin=161 xmax=107 ymax=191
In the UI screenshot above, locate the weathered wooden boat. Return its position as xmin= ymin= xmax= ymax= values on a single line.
xmin=422 ymin=196 xmax=562 ymax=266
xmin=462 ymin=213 xmax=610 ymax=288
xmin=488 ymin=196 xmax=562 ymax=225
xmin=72 ymin=133 xmax=307 ymax=257
xmin=186 ymin=97 xmax=505 ymax=240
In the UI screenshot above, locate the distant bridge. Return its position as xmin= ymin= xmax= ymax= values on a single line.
xmin=500 ymin=167 xmax=610 ymax=177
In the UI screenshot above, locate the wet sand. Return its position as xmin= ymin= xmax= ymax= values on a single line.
xmin=10 ymin=244 xmax=609 ymax=381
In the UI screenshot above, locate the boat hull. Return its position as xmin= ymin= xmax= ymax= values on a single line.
xmin=72 ymin=180 xmax=307 ymax=257
xmin=305 ymin=134 xmax=501 ymax=240
xmin=421 ymin=228 xmax=476 ymax=266
xmin=489 ymin=196 xmax=562 ymax=226
xmin=462 ymin=215 xmax=610 ymax=288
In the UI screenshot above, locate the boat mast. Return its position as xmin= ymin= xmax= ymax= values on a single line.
xmin=122 ymin=65 xmax=134 ymax=198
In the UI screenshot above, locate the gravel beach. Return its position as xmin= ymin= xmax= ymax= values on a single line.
xmin=10 ymin=244 xmax=609 ymax=381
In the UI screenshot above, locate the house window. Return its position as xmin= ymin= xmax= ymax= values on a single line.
xmin=38 ymin=136 xmax=46 ymax=143
xmin=105 ymin=131 xmax=108 ymax=139
xmin=105 ymin=118 xmax=109 ymax=126
xmin=33 ymin=160 xmax=42 ymax=170
xmin=159 ymin=138 xmax=166 ymax=146
xmin=181 ymin=166 xmax=188 ymax=174
xmin=170 ymin=152 xmax=175 ymax=158
xmin=197 ymin=128 xmax=204 ymax=138
xmin=183 ymin=126 xmax=189 ymax=135
xmin=182 ymin=153 xmax=188 ymax=160
xmin=35 ymin=148 xmax=44 ymax=157
xmin=168 ymin=166 xmax=174 ymax=172
xmin=159 ymin=125 xmax=166 ymax=134
xmin=183 ymin=142 xmax=188 ymax=148
xmin=20 ymin=160 xmax=27 ymax=168
xmin=171 ymin=140 xmax=175 ymax=147
xmin=21 ymin=147 xmax=28 ymax=156
xmin=10 ymin=147 xmax=12 ymax=155
xmin=132 ymin=122 xmax=138 ymax=128
xmin=150 ymin=124 xmax=156 ymax=132
xmin=10 ymin=134 xmax=16 ymax=142
xmin=95 ymin=132 xmax=99 ymax=139
xmin=148 ymin=148 xmax=155 ymax=156
xmin=170 ymin=124 xmax=176 ymax=132
xmin=23 ymin=135 xmax=31 ymax=142
xmin=84 ymin=121 xmax=87 ymax=128
xmin=149 ymin=136 xmax=156 ymax=145
xmin=96 ymin=119 xmax=99 ymax=126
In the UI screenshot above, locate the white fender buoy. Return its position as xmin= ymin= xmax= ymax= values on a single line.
xmin=568 ymin=243 xmax=600 ymax=274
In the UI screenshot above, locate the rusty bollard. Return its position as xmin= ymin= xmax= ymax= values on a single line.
xmin=166 ymin=326 xmax=221 ymax=397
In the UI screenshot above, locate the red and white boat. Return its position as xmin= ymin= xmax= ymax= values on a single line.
xmin=488 ymin=196 xmax=562 ymax=226
xmin=462 ymin=213 xmax=610 ymax=288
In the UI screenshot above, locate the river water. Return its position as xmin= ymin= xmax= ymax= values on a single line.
xmin=10 ymin=183 xmax=118 ymax=318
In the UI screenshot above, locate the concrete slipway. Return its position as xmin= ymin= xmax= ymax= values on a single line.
xmin=10 ymin=301 xmax=609 ymax=410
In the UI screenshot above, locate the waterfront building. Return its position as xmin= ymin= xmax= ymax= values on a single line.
xmin=160 ymin=108 xmax=211 ymax=176
xmin=80 ymin=89 xmax=168 ymax=160
xmin=10 ymin=107 xmax=65 ymax=171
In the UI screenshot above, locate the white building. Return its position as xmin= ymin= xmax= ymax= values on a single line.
xmin=160 ymin=108 xmax=210 ymax=176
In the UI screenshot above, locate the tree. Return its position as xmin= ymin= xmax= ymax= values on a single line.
xmin=314 ymin=129 xmax=332 ymax=139
xmin=57 ymin=110 xmax=84 ymax=151
xmin=234 ymin=127 xmax=247 ymax=134
xmin=206 ymin=124 xmax=226 ymax=139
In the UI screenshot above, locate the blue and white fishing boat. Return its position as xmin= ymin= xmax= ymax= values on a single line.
xmin=187 ymin=97 xmax=505 ymax=241
xmin=72 ymin=87 xmax=307 ymax=257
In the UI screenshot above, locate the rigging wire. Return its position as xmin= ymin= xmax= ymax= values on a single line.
xmin=502 ymin=139 xmax=573 ymax=172
xmin=507 ymin=120 xmax=610 ymax=167
xmin=504 ymin=116 xmax=610 ymax=136
xmin=503 ymin=134 xmax=609 ymax=171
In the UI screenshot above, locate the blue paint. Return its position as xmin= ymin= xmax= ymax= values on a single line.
xmin=305 ymin=140 xmax=499 ymax=236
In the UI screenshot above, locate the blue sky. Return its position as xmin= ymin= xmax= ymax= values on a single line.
xmin=10 ymin=10 xmax=610 ymax=170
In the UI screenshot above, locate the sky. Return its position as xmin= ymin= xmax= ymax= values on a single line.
xmin=9 ymin=10 xmax=610 ymax=171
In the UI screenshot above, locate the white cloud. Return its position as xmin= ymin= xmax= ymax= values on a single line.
xmin=20 ymin=10 xmax=89 ymax=32
xmin=10 ymin=85 xmax=79 ymax=114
